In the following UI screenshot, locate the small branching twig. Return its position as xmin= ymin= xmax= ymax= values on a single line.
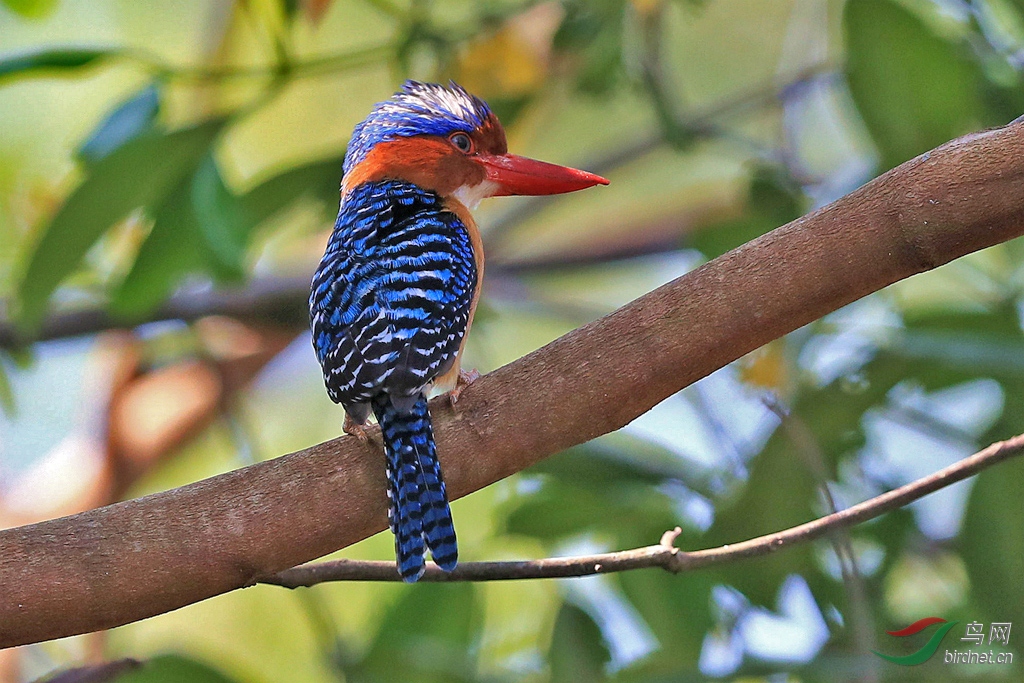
xmin=262 ymin=433 xmax=1024 ymax=586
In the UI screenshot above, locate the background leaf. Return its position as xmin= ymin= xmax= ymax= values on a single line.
xmin=113 ymin=655 xmax=239 ymax=683
xmin=845 ymin=0 xmax=984 ymax=170
xmin=354 ymin=583 xmax=480 ymax=683
xmin=1 ymin=0 xmax=56 ymax=18
xmin=110 ymin=176 xmax=212 ymax=318
xmin=691 ymin=165 xmax=804 ymax=259
xmin=0 ymin=353 xmax=15 ymax=416
xmin=78 ymin=84 xmax=161 ymax=165
xmin=191 ymin=154 xmax=251 ymax=275
xmin=16 ymin=119 xmax=222 ymax=328
xmin=959 ymin=452 xmax=1024 ymax=632
xmin=0 ymin=47 xmax=114 ymax=82
xmin=39 ymin=659 xmax=141 ymax=683
xmin=554 ymin=0 xmax=626 ymax=94
xmin=548 ymin=603 xmax=611 ymax=683
xmin=239 ymin=156 xmax=343 ymax=221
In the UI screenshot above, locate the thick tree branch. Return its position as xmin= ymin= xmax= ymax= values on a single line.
xmin=3 ymin=121 xmax=1024 ymax=648
xmin=264 ymin=432 xmax=1024 ymax=585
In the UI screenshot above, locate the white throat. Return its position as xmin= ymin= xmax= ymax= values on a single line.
xmin=452 ymin=180 xmax=500 ymax=210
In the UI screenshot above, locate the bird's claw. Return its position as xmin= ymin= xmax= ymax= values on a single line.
xmin=449 ymin=368 xmax=480 ymax=406
xmin=344 ymin=414 xmax=369 ymax=443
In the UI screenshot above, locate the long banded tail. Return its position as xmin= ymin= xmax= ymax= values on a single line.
xmin=372 ymin=393 xmax=458 ymax=581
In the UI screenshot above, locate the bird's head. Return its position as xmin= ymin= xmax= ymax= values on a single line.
xmin=342 ymin=81 xmax=608 ymax=207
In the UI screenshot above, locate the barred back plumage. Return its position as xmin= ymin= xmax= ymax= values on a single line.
xmin=310 ymin=179 xmax=476 ymax=580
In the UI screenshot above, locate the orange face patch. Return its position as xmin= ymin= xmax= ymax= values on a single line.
xmin=343 ymin=133 xmax=498 ymax=197
xmin=342 ymin=112 xmax=507 ymax=198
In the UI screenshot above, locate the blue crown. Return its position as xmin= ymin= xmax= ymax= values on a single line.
xmin=343 ymin=80 xmax=493 ymax=175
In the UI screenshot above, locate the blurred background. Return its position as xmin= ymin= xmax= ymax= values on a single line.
xmin=2 ymin=0 xmax=1024 ymax=681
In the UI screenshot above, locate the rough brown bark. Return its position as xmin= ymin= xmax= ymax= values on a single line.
xmin=3 ymin=121 xmax=1024 ymax=648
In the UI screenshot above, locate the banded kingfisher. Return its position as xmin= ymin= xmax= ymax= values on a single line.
xmin=310 ymin=81 xmax=608 ymax=581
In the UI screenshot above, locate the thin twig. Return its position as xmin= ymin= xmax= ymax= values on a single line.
xmin=0 ymin=245 xmax=698 ymax=348
xmin=0 ymin=276 xmax=310 ymax=348
xmin=125 ymin=43 xmax=393 ymax=82
xmin=262 ymin=432 xmax=1024 ymax=586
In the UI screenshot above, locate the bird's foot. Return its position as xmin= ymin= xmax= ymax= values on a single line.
xmin=448 ymin=368 xmax=480 ymax=406
xmin=343 ymin=414 xmax=369 ymax=443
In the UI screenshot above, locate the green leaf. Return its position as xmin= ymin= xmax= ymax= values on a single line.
xmin=703 ymin=432 xmax=819 ymax=607
xmin=554 ymin=0 xmax=626 ymax=94
xmin=504 ymin=474 xmax=680 ymax=545
xmin=505 ymin=443 xmax=701 ymax=549
xmin=577 ymin=21 xmax=623 ymax=94
xmin=111 ymin=154 xmax=341 ymax=318
xmin=78 ymin=84 xmax=161 ymax=165
xmin=2 ymin=0 xmax=57 ymax=19
xmin=845 ymin=0 xmax=984 ymax=170
xmin=529 ymin=443 xmax=693 ymax=488
xmin=16 ymin=119 xmax=222 ymax=329
xmin=903 ymin=301 xmax=1023 ymax=338
xmin=280 ymin=0 xmax=300 ymax=20
xmin=0 ymin=355 xmax=14 ymax=417
xmin=0 ymin=47 xmax=114 ymax=83
xmin=959 ymin=451 xmax=1024 ymax=632
xmin=579 ymin=27 xmax=624 ymax=95
xmin=356 ymin=583 xmax=480 ymax=682
xmin=114 ymin=654 xmax=239 ymax=683
xmin=505 ymin=481 xmax=608 ymax=540
xmin=111 ymin=176 xmax=209 ymax=318
xmin=548 ymin=604 xmax=610 ymax=683
xmin=238 ymin=156 xmax=343 ymax=220
xmin=700 ymin=343 xmax=915 ymax=607
xmin=191 ymin=153 xmax=345 ymax=281
xmin=40 ymin=655 xmax=238 ymax=683
xmin=5 ymin=345 xmax=33 ymax=369
xmin=617 ymin=569 xmax=715 ymax=676
xmin=191 ymin=155 xmax=250 ymax=276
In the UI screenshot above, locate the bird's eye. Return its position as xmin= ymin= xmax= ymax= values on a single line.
xmin=449 ymin=132 xmax=474 ymax=154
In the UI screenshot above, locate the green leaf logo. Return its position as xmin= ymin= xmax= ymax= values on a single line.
xmin=873 ymin=617 xmax=958 ymax=666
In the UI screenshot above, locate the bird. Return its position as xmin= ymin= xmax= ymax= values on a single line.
xmin=309 ymin=80 xmax=608 ymax=581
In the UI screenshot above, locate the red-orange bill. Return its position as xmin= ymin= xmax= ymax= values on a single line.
xmin=478 ymin=153 xmax=609 ymax=196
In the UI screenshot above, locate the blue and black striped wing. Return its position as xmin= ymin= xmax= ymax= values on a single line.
xmin=310 ymin=180 xmax=477 ymax=411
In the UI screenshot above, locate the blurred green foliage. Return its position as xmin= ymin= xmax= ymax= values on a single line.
xmin=4 ymin=0 xmax=1024 ymax=682
xmin=845 ymin=0 xmax=985 ymax=171
xmin=116 ymin=655 xmax=241 ymax=683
